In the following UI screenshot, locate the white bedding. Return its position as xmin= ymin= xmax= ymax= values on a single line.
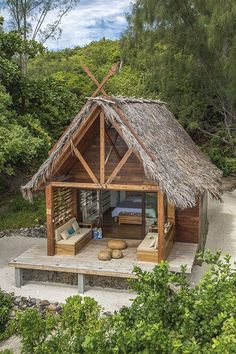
xmin=112 ymin=207 xmax=156 ymax=218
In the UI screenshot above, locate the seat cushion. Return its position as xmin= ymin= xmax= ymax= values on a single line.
xmin=56 ymin=228 xmax=91 ymax=246
xmin=137 ymin=232 xmax=158 ymax=252
xmin=55 ymin=217 xmax=77 ymax=242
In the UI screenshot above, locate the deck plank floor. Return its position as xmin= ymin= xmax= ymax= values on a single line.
xmin=9 ymin=239 xmax=198 ymax=276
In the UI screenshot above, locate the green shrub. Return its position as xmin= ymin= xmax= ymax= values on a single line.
xmin=0 ymin=193 xmax=45 ymax=230
xmin=17 ymin=253 xmax=236 ymax=353
xmin=0 ymin=290 xmax=13 ymax=339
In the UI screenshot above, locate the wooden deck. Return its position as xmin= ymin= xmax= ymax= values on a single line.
xmin=9 ymin=240 xmax=198 ymax=280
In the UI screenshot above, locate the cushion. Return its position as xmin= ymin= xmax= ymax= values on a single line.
xmin=108 ymin=239 xmax=127 ymax=250
xmin=72 ymin=221 xmax=80 ymax=232
xmin=61 ymin=230 xmax=69 ymax=240
xmin=55 ymin=217 xmax=77 ymax=242
xmin=111 ymin=249 xmax=123 ymax=259
xmin=57 ymin=228 xmax=91 ymax=245
xmin=68 ymin=227 xmax=75 ymax=235
xmin=98 ymin=249 xmax=111 ymax=261
xmin=137 ymin=233 xmax=158 ymax=252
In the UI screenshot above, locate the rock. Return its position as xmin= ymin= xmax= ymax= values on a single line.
xmin=10 ymin=310 xmax=16 ymax=317
xmin=56 ymin=305 xmax=62 ymax=313
xmin=41 ymin=299 xmax=50 ymax=306
xmin=111 ymin=249 xmax=123 ymax=259
xmin=14 ymin=296 xmax=21 ymax=304
xmin=30 ymin=298 xmax=36 ymax=305
xmin=48 ymin=304 xmax=57 ymax=312
xmin=98 ymin=249 xmax=112 ymax=261
xmin=107 ymin=239 xmax=127 ymax=250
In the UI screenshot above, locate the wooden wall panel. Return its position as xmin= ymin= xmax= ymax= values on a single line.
xmin=175 ymin=200 xmax=200 ymax=243
xmin=198 ymin=192 xmax=208 ymax=250
xmin=69 ymin=127 xmax=154 ymax=186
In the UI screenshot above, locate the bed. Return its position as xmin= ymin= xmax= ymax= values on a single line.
xmin=111 ymin=196 xmax=156 ymax=219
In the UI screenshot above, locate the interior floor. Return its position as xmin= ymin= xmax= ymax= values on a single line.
xmin=102 ymin=208 xmax=144 ymax=240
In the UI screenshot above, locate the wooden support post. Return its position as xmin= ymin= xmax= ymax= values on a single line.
xmin=168 ymin=202 xmax=175 ymax=225
xmin=100 ymin=112 xmax=105 ymax=184
xmin=46 ymin=184 xmax=55 ymax=256
xmin=71 ymin=188 xmax=78 ymax=219
xmin=99 ymin=190 xmax=103 ymax=228
xmin=142 ymin=193 xmax=146 ymax=238
xmin=158 ymin=191 xmax=165 ymax=262
xmin=78 ymin=273 xmax=85 ymax=294
xmin=15 ymin=268 xmax=23 ymax=288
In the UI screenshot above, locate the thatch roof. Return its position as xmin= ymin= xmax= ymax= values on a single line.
xmin=22 ymin=96 xmax=222 ymax=208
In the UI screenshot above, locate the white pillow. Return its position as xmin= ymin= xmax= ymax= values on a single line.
xmin=72 ymin=221 xmax=80 ymax=232
xmin=61 ymin=230 xmax=70 ymax=240
xmin=149 ymin=239 xmax=156 ymax=248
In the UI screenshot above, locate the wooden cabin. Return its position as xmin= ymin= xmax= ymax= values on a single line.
xmin=21 ymin=96 xmax=221 ymax=262
xmin=12 ymin=95 xmax=222 ymax=292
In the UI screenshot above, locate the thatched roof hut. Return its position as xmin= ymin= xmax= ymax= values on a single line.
xmin=22 ymin=96 xmax=222 ymax=208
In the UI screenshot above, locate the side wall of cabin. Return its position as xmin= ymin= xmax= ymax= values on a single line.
xmin=175 ymin=193 xmax=208 ymax=250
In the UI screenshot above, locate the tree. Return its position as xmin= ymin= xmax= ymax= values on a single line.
xmin=122 ymin=0 xmax=236 ymax=175
xmin=2 ymin=0 xmax=80 ymax=73
xmin=0 ymin=19 xmax=78 ymax=176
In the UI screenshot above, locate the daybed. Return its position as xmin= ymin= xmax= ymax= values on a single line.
xmin=55 ymin=217 xmax=92 ymax=256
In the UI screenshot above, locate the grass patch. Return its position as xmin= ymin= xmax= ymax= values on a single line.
xmin=0 ymin=193 xmax=45 ymax=230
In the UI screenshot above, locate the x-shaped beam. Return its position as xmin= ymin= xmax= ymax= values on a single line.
xmin=81 ymin=63 xmax=119 ymax=97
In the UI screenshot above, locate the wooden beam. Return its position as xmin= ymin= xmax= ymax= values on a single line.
xmin=51 ymin=182 xmax=101 ymax=189
xmin=50 ymin=181 xmax=158 ymax=192
xmin=168 ymin=202 xmax=175 ymax=225
xmin=72 ymin=144 xmax=99 ymax=184
xmin=105 ymin=130 xmax=121 ymax=162
xmin=71 ymin=189 xmax=78 ymax=219
xmin=106 ymin=148 xmax=133 ymax=184
xmin=142 ymin=193 xmax=146 ymax=238
xmin=158 ymin=191 xmax=165 ymax=261
xmin=54 ymin=107 xmax=101 ymax=174
xmin=105 ymin=184 xmax=159 ymax=192
xmin=45 ymin=185 xmax=55 ymax=256
xmin=100 ymin=112 xmax=105 ymax=184
xmin=108 ymin=118 xmax=143 ymax=164
xmin=92 ymin=64 xmax=119 ymax=97
xmin=81 ymin=63 xmax=119 ymax=97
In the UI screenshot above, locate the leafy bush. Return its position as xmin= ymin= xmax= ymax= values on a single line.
xmin=17 ymin=296 xmax=101 ymax=354
xmin=0 ymin=193 xmax=45 ymax=230
xmin=0 ymin=289 xmax=13 ymax=340
xmin=16 ymin=253 xmax=236 ymax=353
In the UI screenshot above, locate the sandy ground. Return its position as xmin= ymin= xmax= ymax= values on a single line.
xmin=0 ymin=190 xmax=236 ymax=352
xmin=190 ymin=190 xmax=236 ymax=283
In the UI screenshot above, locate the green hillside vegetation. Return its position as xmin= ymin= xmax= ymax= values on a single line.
xmin=0 ymin=1 xmax=236 ymax=229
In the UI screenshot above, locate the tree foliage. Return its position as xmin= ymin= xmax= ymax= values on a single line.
xmin=2 ymin=0 xmax=80 ymax=44
xmin=122 ymin=0 xmax=236 ymax=175
xmin=0 ymin=18 xmax=78 ymax=176
xmin=17 ymin=253 xmax=236 ymax=353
